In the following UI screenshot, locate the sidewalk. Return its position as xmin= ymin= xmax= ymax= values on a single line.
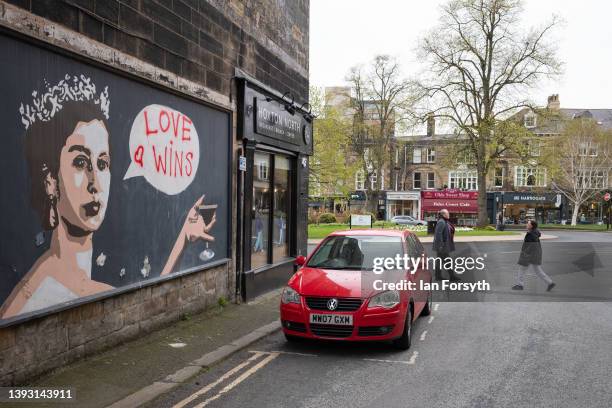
xmin=307 ymin=233 xmax=558 ymax=245
xmin=23 ymin=290 xmax=282 ymax=408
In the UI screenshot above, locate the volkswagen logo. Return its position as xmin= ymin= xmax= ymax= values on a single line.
xmin=327 ymin=298 xmax=338 ymax=311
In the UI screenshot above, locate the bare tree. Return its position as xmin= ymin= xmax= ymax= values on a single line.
xmin=551 ymin=118 xmax=611 ymax=225
xmin=347 ymin=56 xmax=413 ymax=214
xmin=415 ymin=0 xmax=562 ymax=225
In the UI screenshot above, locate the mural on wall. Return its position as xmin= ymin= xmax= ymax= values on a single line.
xmin=0 ymin=35 xmax=229 ymax=320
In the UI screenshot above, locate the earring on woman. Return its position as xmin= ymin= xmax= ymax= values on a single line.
xmin=42 ymin=164 xmax=59 ymax=230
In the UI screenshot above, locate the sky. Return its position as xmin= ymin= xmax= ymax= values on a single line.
xmin=309 ymin=0 xmax=612 ymax=109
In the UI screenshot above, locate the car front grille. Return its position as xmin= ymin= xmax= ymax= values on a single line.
xmin=305 ymin=297 xmax=363 ymax=311
xmin=309 ymin=324 xmax=354 ymax=338
xmin=358 ymin=325 xmax=395 ymax=337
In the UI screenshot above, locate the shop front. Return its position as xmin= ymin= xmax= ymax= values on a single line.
xmin=386 ymin=191 xmax=421 ymax=220
xmin=421 ymin=190 xmax=479 ymax=226
xmin=489 ymin=191 xmax=564 ymax=224
xmin=237 ymin=72 xmax=313 ymax=301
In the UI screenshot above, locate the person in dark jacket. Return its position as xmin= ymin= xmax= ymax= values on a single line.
xmin=432 ymin=209 xmax=460 ymax=281
xmin=512 ymin=220 xmax=555 ymax=291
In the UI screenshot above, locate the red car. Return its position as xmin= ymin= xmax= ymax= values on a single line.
xmin=280 ymin=229 xmax=432 ymax=349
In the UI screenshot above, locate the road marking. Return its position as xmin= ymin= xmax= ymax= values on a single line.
xmin=172 ymin=352 xmax=264 ymax=408
xmin=433 ymin=303 xmax=439 ymax=311
xmin=407 ymin=351 xmax=419 ymax=364
xmin=427 ymin=316 xmax=435 ymax=324
xmin=192 ymin=353 xmax=279 ymax=408
xmin=420 ymin=330 xmax=427 ymax=341
xmin=362 ymin=358 xmax=413 ymax=365
xmin=249 ymin=350 xmax=318 ymax=357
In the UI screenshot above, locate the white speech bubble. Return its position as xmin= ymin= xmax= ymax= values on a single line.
xmin=124 ymin=104 xmax=200 ymax=195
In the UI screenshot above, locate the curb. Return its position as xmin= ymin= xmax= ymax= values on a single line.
xmin=107 ymin=320 xmax=281 ymax=408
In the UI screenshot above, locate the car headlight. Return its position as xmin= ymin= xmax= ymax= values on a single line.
xmin=281 ymin=286 xmax=301 ymax=304
xmin=368 ymin=290 xmax=400 ymax=309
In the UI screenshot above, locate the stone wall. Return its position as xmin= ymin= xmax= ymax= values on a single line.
xmin=0 ymin=262 xmax=229 ymax=385
xmin=2 ymin=0 xmax=309 ymax=102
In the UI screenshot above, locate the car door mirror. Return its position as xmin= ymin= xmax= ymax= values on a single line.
xmin=295 ymin=255 xmax=306 ymax=266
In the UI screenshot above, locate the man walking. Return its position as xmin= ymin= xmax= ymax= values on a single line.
xmin=512 ymin=220 xmax=555 ymax=291
xmin=433 ymin=209 xmax=460 ymax=281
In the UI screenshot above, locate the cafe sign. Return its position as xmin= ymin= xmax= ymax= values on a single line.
xmin=254 ymin=97 xmax=302 ymax=145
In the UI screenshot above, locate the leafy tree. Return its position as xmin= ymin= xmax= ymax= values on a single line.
xmin=309 ymin=87 xmax=357 ymax=205
xmin=415 ymin=0 xmax=562 ymax=225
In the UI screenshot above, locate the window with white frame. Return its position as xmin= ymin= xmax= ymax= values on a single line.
xmin=370 ymin=170 xmax=377 ymax=190
xmin=456 ymin=150 xmax=475 ymax=165
xmin=449 ymin=170 xmax=478 ymax=190
xmin=355 ymin=170 xmax=365 ymax=190
xmin=426 ymin=148 xmax=436 ymax=163
xmin=427 ymin=172 xmax=435 ymax=189
xmin=578 ymin=142 xmax=598 ymax=157
xmin=412 ymin=148 xmax=422 ymax=164
xmin=529 ymin=140 xmax=541 ymax=157
xmin=494 ymin=167 xmax=504 ymax=187
xmin=524 ymin=112 xmax=536 ymax=128
xmin=515 ymin=166 xmax=547 ymax=187
xmin=577 ymin=169 xmax=608 ymax=189
xmin=413 ymin=172 xmax=422 ymax=189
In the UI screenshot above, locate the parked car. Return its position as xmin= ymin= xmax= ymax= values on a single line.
xmin=280 ymin=229 xmax=432 ymax=349
xmin=391 ymin=215 xmax=426 ymax=226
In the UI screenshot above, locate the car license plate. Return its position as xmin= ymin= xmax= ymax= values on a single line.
xmin=309 ymin=313 xmax=353 ymax=325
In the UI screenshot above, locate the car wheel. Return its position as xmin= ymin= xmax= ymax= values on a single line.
xmin=393 ymin=305 xmax=412 ymax=350
xmin=421 ymin=288 xmax=433 ymax=316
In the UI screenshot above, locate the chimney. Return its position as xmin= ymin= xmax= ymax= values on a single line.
xmin=547 ymin=94 xmax=560 ymax=110
xmin=426 ymin=114 xmax=436 ymax=137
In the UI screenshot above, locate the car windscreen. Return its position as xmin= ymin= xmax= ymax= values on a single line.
xmin=307 ymin=235 xmax=404 ymax=270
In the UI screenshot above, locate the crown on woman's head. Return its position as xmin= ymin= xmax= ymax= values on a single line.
xmin=19 ymin=74 xmax=110 ymax=130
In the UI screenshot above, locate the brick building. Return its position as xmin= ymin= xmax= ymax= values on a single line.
xmin=0 ymin=0 xmax=311 ymax=385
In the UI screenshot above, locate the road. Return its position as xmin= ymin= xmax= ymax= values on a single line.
xmin=148 ymin=301 xmax=612 ymax=408
xmin=145 ymin=231 xmax=612 ymax=408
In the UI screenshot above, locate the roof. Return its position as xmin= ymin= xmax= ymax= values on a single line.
xmin=560 ymin=109 xmax=612 ymax=129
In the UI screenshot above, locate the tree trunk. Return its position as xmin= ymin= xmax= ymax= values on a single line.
xmin=477 ymin=170 xmax=488 ymax=227
xmin=571 ymin=202 xmax=580 ymax=226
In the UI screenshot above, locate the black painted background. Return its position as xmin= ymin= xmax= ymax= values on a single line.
xmin=0 ymin=34 xmax=230 ymax=308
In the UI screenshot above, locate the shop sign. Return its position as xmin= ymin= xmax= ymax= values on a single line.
xmin=254 ymin=97 xmax=302 ymax=145
xmin=503 ymin=192 xmax=561 ymax=206
xmin=387 ymin=191 xmax=420 ymax=201
xmin=421 ymin=190 xmax=478 ymax=213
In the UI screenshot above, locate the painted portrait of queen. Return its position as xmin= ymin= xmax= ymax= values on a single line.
xmin=0 ymin=75 xmax=216 ymax=319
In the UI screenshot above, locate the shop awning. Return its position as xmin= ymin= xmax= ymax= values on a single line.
xmin=421 ymin=190 xmax=479 ymax=214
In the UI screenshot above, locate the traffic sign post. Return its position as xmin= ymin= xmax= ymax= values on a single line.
xmin=605 ymin=192 xmax=611 ymax=230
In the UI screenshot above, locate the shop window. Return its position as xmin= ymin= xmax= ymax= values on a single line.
xmin=273 ymin=156 xmax=292 ymax=261
xmin=413 ymin=172 xmax=422 ymax=189
xmin=355 ymin=170 xmax=365 ymax=190
xmin=252 ymin=153 xmax=293 ymax=268
xmin=252 ymin=152 xmax=271 ymax=269
xmin=427 ymin=172 xmax=435 ymax=189
xmin=515 ymin=166 xmax=546 ymax=187
xmin=449 ymin=170 xmax=477 ymax=190
xmin=494 ymin=167 xmax=504 ymax=188
xmin=426 ymin=148 xmax=436 ymax=163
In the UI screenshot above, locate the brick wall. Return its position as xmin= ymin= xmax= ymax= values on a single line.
xmin=0 ymin=263 xmax=229 ymax=385
xmin=3 ymin=0 xmax=309 ymax=102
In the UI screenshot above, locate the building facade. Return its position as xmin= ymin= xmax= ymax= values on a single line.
xmin=0 ymin=0 xmax=310 ymax=385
